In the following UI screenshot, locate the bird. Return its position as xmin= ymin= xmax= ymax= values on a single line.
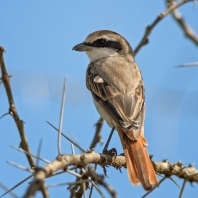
xmin=73 ymin=30 xmax=158 ymax=191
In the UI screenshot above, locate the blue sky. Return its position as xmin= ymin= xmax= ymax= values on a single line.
xmin=0 ymin=1 xmax=198 ymax=197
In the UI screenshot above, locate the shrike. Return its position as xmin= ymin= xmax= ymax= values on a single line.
xmin=73 ymin=30 xmax=158 ymax=191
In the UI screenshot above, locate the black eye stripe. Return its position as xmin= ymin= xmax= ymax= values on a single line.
xmin=105 ymin=41 xmax=122 ymax=51
xmin=84 ymin=39 xmax=122 ymax=52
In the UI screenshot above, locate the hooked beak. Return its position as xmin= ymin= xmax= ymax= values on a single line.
xmin=72 ymin=43 xmax=93 ymax=52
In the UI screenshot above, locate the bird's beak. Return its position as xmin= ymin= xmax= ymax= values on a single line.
xmin=72 ymin=43 xmax=93 ymax=52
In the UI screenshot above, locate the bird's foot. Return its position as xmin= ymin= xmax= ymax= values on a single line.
xmin=102 ymin=165 xmax=109 ymax=177
xmin=103 ymin=147 xmax=117 ymax=156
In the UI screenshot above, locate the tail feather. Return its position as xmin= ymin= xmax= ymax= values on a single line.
xmin=117 ymin=128 xmax=158 ymax=191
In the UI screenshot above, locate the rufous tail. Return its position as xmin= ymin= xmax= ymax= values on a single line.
xmin=117 ymin=128 xmax=158 ymax=191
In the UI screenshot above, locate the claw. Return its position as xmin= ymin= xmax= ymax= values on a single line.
xmin=102 ymin=166 xmax=109 ymax=177
xmin=103 ymin=148 xmax=117 ymax=156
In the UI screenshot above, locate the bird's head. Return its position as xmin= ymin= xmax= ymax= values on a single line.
xmin=73 ymin=30 xmax=133 ymax=62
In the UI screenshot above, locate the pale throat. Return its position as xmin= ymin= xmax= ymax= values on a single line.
xmin=86 ymin=48 xmax=118 ymax=62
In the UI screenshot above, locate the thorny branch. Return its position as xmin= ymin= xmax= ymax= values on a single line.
xmin=0 ymin=47 xmax=49 ymax=198
xmin=24 ymin=152 xmax=124 ymax=198
xmin=23 ymin=151 xmax=198 ymax=198
xmin=134 ymin=0 xmax=196 ymax=55
xmin=166 ymin=0 xmax=198 ymax=46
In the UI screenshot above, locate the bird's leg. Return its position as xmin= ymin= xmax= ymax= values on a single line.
xmin=103 ymin=127 xmax=117 ymax=156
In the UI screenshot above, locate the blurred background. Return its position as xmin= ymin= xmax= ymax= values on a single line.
xmin=0 ymin=1 xmax=198 ymax=197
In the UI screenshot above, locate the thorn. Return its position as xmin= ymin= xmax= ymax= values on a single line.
xmin=175 ymin=62 xmax=198 ymax=68
xmin=156 ymin=173 xmax=163 ymax=177
xmin=71 ymin=144 xmax=75 ymax=155
xmin=0 ymin=175 xmax=32 ymax=198
xmin=87 ymin=148 xmax=94 ymax=153
xmin=36 ymin=139 xmax=43 ymax=166
xmin=58 ymin=76 xmax=67 ymax=156
xmin=178 ymin=179 xmax=187 ymax=198
xmin=0 ymin=112 xmax=10 ymax=119
xmin=162 ymin=159 xmax=168 ymax=162
xmin=66 ymin=169 xmax=82 ymax=178
xmin=176 ymin=161 xmax=183 ymax=167
xmin=46 ymin=121 xmax=86 ymax=153
xmin=141 ymin=177 xmax=166 ymax=198
xmin=7 ymin=161 xmax=34 ymax=173
xmin=8 ymin=144 xmax=50 ymax=164
xmin=168 ymin=176 xmax=181 ymax=189
xmin=149 ymin=154 xmax=153 ymax=159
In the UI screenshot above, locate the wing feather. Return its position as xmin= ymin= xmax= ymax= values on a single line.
xmin=86 ymin=56 xmax=145 ymax=141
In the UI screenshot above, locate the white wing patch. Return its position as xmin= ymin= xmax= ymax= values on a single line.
xmin=94 ymin=76 xmax=104 ymax=83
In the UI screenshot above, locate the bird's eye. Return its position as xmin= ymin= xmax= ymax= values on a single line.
xmin=97 ymin=39 xmax=107 ymax=46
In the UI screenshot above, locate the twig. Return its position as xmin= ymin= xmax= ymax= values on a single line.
xmin=167 ymin=0 xmax=198 ymax=46
xmin=134 ymin=0 xmax=194 ymax=55
xmin=0 ymin=182 xmax=19 ymax=198
xmin=89 ymin=117 xmax=104 ymax=150
xmin=58 ymin=76 xmax=67 ymax=155
xmin=0 ymin=175 xmax=33 ymax=198
xmin=0 ymin=46 xmax=49 ymax=198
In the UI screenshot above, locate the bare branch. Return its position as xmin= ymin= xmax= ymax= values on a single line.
xmin=167 ymin=0 xmax=198 ymax=46
xmin=23 ymin=152 xmax=124 ymax=197
xmin=134 ymin=0 xmax=194 ymax=55
xmin=0 ymin=46 xmax=49 ymax=197
xmin=23 ymin=152 xmax=198 ymax=197
xmin=0 ymin=47 xmax=35 ymax=168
